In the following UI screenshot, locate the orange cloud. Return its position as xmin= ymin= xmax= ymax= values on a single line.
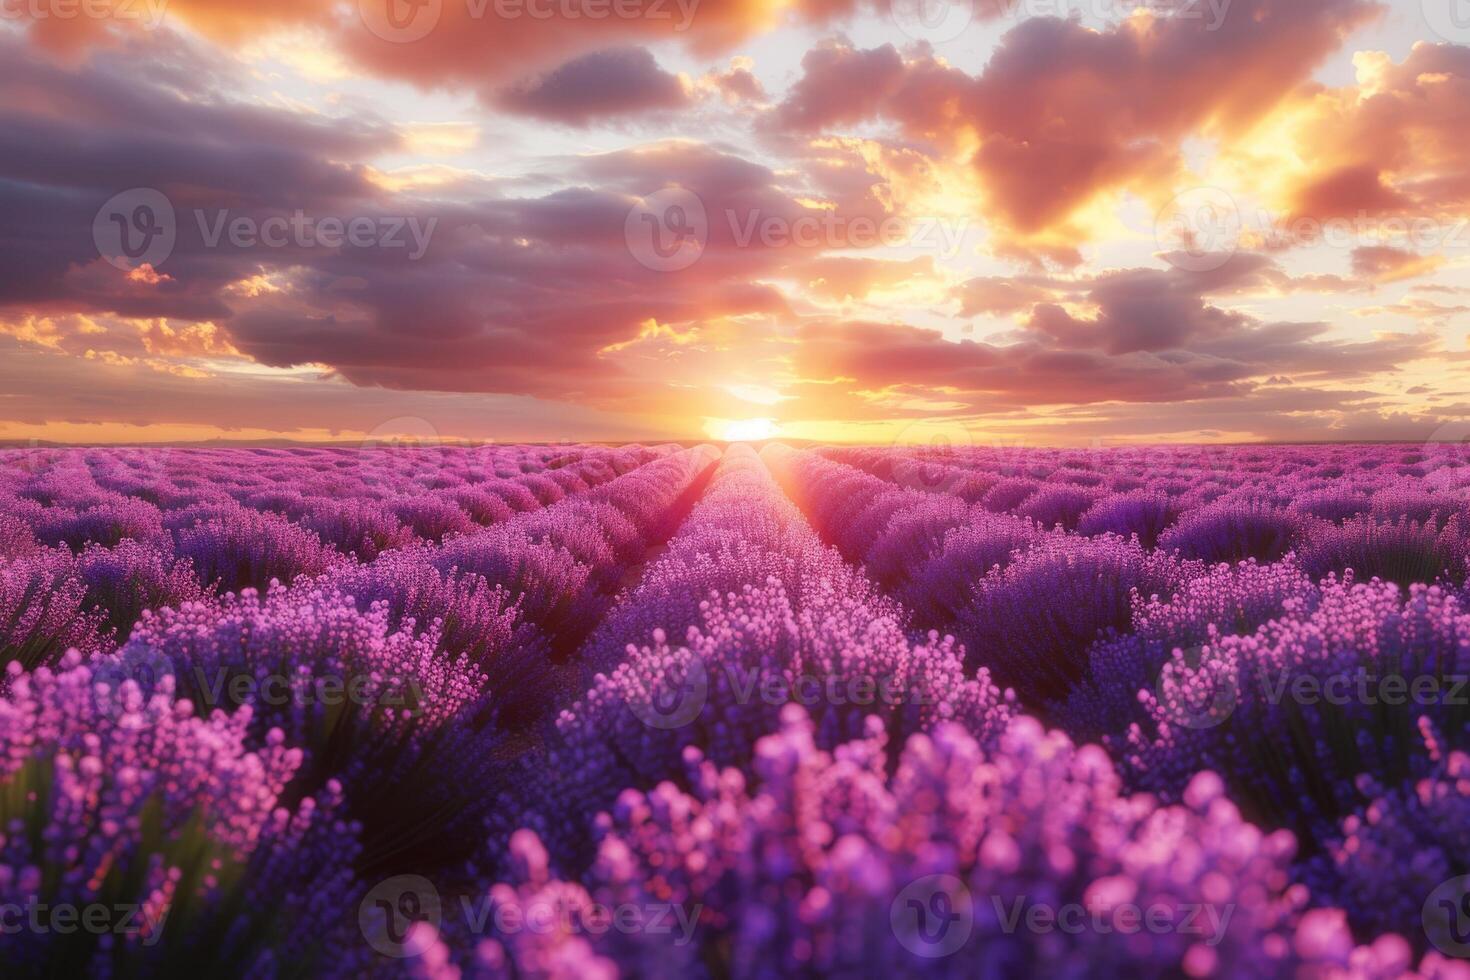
xmin=773 ymin=2 xmax=1381 ymax=260
xmin=1281 ymin=44 xmax=1470 ymax=225
xmin=1350 ymin=246 xmax=1446 ymax=284
xmin=15 ymin=0 xmax=847 ymax=95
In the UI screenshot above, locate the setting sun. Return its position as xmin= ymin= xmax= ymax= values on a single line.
xmin=707 ymin=417 xmax=779 ymax=442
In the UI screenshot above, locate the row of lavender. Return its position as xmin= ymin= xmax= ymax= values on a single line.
xmin=829 ymin=443 xmax=1470 ymax=566
xmin=0 ymin=445 xmax=720 ymax=975
xmin=0 ymin=445 xmax=674 ymax=672
xmin=2 ymin=444 xmax=1470 ymax=976
xmin=2 ymin=444 xmax=676 ymax=557
xmin=769 ymin=445 xmax=1470 ymax=968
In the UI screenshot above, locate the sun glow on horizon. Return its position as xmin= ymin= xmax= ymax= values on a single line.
xmin=706 ymin=417 xmax=779 ymax=442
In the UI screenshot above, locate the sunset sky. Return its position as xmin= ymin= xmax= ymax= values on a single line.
xmin=1 ymin=0 xmax=1468 ymax=445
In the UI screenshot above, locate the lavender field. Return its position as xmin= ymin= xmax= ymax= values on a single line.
xmin=4 ymin=442 xmax=1470 ymax=978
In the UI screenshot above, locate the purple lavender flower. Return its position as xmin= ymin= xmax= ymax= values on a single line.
xmin=1302 ymin=514 xmax=1470 ymax=588
xmin=953 ymin=534 xmax=1193 ymax=709
xmin=0 ymin=653 xmax=362 ymax=975
xmin=76 ymin=539 xmax=209 ymax=641
xmin=1121 ymin=579 xmax=1470 ymax=844
xmin=173 ymin=507 xmax=346 ymax=594
xmin=449 ymin=710 xmax=1456 ymax=978
xmin=0 ymin=511 xmax=38 ymax=559
xmin=1158 ymin=499 xmax=1303 ymax=565
xmin=1077 ymin=490 xmax=1182 ymax=549
xmin=1 ymin=549 xmax=111 ymax=671
xmin=1017 ymin=483 xmax=1106 ymax=531
xmin=900 ymin=511 xmax=1041 ymax=626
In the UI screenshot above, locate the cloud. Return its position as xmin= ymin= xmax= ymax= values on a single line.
xmin=769 ymin=40 xmax=908 ymax=132
xmin=770 ymin=2 xmax=1381 ymax=254
xmin=495 ymin=47 xmax=691 ymax=125
xmin=1350 ymin=246 xmax=1445 ymax=283
xmin=13 ymin=0 xmax=819 ymax=85
xmin=0 ymin=40 xmax=820 ymax=418
xmin=1355 ymin=298 xmax=1470 ymax=324
xmin=954 ymin=276 xmax=1060 ymax=317
xmin=0 ymin=336 xmax=672 ymax=442
xmin=1282 ymin=44 xmax=1470 ymax=223
xmin=701 ymin=57 xmax=767 ymax=105
xmin=786 ymin=254 xmax=1440 ymax=417
xmin=781 ymin=309 xmax=1442 ymax=444
xmin=797 ymin=255 xmax=936 ymax=301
